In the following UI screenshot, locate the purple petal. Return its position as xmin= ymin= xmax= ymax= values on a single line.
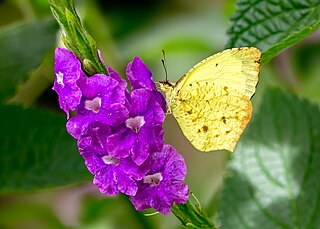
xmin=126 ymin=56 xmax=156 ymax=91
xmin=78 ymin=74 xmax=124 ymax=105
xmin=67 ymin=103 xmax=129 ymax=140
xmin=129 ymin=183 xmax=155 ymax=210
xmin=66 ymin=115 xmax=90 ymax=139
xmin=78 ymin=122 xmax=110 ymax=154
xmin=98 ymin=103 xmax=129 ymax=126
xmin=93 ymin=168 xmax=119 ymax=196
xmin=154 ymin=181 xmax=189 ymax=215
xmin=54 ymin=48 xmax=82 ymax=84
xmin=157 ymin=145 xmax=187 ymax=180
xmin=119 ymin=157 xmax=151 ymax=181
xmin=131 ymin=89 xmax=165 ymax=125
xmin=78 ymin=138 xmax=107 ymax=174
xmin=75 ymin=74 xmax=129 ymax=127
xmin=131 ymin=126 xmax=164 ymax=166
xmin=130 ymin=145 xmax=188 ymax=215
xmin=107 ymin=127 xmax=135 ymax=158
xmin=53 ymin=48 xmax=84 ymax=118
xmin=114 ymin=168 xmax=138 ymax=196
xmin=143 ymin=102 xmax=165 ymax=127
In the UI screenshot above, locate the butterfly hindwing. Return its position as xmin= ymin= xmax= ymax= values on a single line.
xmin=171 ymin=81 xmax=252 ymax=152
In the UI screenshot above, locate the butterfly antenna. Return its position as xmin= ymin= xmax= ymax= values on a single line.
xmin=161 ymin=50 xmax=168 ymax=82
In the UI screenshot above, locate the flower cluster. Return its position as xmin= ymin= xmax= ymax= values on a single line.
xmin=53 ymin=48 xmax=188 ymax=215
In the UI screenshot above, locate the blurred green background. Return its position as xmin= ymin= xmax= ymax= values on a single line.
xmin=0 ymin=0 xmax=319 ymax=228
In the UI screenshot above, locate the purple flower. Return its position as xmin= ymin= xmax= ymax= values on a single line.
xmin=129 ymin=145 xmax=189 ymax=215
xmin=78 ymin=122 xmax=150 ymax=196
xmin=66 ymin=74 xmax=129 ymax=139
xmin=53 ymin=48 xmax=84 ymax=118
xmin=107 ymin=89 xmax=165 ymax=166
xmin=53 ymin=49 xmax=189 ymax=215
xmin=127 ymin=56 xmax=166 ymax=112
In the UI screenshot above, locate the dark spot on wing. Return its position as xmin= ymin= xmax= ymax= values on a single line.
xmin=223 ymin=86 xmax=229 ymax=95
xmin=197 ymin=129 xmax=201 ymax=133
xmin=226 ymin=130 xmax=231 ymax=134
xmin=222 ymin=116 xmax=227 ymax=124
xmin=187 ymin=110 xmax=192 ymax=114
xmin=215 ymin=63 xmax=218 ymax=67
xmin=202 ymin=125 xmax=208 ymax=132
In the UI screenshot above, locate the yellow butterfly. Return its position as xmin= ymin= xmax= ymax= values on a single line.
xmin=159 ymin=47 xmax=261 ymax=152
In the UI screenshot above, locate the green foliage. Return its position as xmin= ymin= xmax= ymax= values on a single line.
xmin=226 ymin=0 xmax=320 ymax=63
xmin=0 ymin=201 xmax=67 ymax=229
xmin=0 ymin=18 xmax=57 ymax=101
xmin=80 ymin=195 xmax=158 ymax=229
xmin=0 ymin=104 xmax=90 ymax=193
xmin=219 ymin=89 xmax=320 ymax=228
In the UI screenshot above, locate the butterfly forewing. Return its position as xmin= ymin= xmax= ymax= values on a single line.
xmin=178 ymin=47 xmax=261 ymax=99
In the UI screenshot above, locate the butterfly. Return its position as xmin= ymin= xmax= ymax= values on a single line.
xmin=159 ymin=47 xmax=261 ymax=152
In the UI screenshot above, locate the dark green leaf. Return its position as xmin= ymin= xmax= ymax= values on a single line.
xmin=0 ymin=18 xmax=58 ymax=101
xmin=219 ymin=88 xmax=320 ymax=228
xmin=226 ymin=0 xmax=320 ymax=63
xmin=0 ymin=104 xmax=90 ymax=194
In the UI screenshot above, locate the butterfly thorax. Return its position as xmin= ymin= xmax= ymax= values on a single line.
xmin=159 ymin=81 xmax=177 ymax=113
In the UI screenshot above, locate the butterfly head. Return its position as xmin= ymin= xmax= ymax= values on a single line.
xmin=158 ymin=80 xmax=176 ymax=98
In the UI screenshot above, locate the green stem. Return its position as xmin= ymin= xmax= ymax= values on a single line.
xmin=172 ymin=200 xmax=216 ymax=229
xmin=49 ymin=0 xmax=108 ymax=76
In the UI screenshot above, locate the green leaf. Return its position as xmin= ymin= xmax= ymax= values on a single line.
xmin=0 ymin=104 xmax=90 ymax=194
xmin=226 ymin=0 xmax=320 ymax=63
xmin=0 ymin=18 xmax=58 ymax=101
xmin=219 ymin=88 xmax=320 ymax=228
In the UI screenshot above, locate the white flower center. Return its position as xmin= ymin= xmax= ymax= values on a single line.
xmin=144 ymin=172 xmax=163 ymax=187
xmin=85 ymin=97 xmax=101 ymax=113
xmin=125 ymin=116 xmax=145 ymax=133
xmin=101 ymin=155 xmax=120 ymax=165
xmin=56 ymin=71 xmax=64 ymax=86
